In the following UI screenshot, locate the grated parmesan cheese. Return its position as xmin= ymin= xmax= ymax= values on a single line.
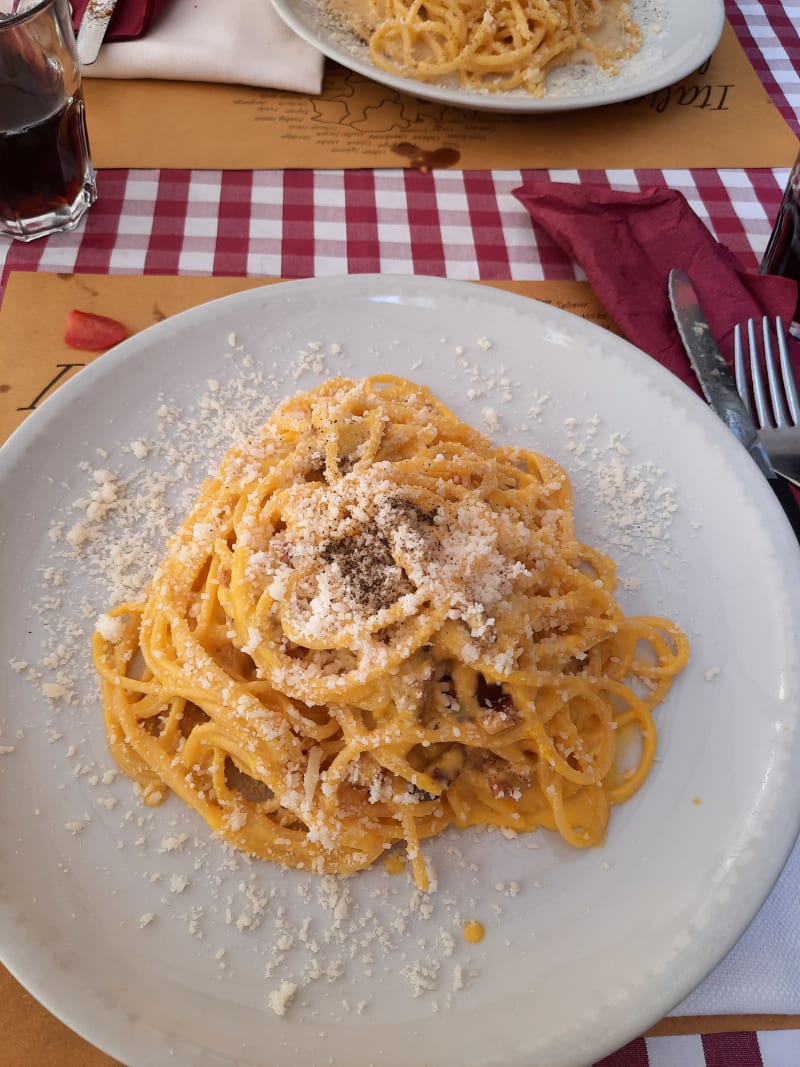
xmin=268 ymin=979 xmax=298 ymax=1016
xmin=94 ymin=613 xmax=126 ymax=644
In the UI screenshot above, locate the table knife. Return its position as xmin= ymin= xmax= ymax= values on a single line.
xmin=668 ymin=267 xmax=800 ymax=540
xmin=76 ymin=0 xmax=119 ymax=66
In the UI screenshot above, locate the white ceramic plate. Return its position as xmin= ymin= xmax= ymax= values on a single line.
xmin=1 ymin=276 xmax=799 ymax=1067
xmin=271 ymin=0 xmax=724 ymax=113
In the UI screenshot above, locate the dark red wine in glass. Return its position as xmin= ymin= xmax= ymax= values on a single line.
xmin=0 ymin=1 xmax=96 ymax=240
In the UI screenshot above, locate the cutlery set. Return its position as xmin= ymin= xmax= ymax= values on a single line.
xmin=669 ymin=267 xmax=800 ymax=537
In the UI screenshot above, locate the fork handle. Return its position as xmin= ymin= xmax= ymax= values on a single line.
xmin=769 ymin=475 xmax=800 ymax=545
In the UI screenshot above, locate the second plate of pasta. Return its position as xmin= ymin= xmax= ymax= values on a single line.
xmin=271 ymin=0 xmax=725 ymax=112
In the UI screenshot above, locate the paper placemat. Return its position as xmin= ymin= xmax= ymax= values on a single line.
xmin=82 ymin=22 xmax=797 ymax=171
xmin=0 ymin=272 xmax=798 ymax=1065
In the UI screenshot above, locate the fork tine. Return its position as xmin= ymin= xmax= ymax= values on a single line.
xmin=776 ymin=315 xmax=800 ymax=425
xmin=748 ymin=317 xmax=772 ymax=427
xmin=763 ymin=315 xmax=790 ymax=427
xmin=734 ymin=323 xmax=753 ymax=416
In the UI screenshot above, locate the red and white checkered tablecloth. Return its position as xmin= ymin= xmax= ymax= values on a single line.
xmin=2 ymin=165 xmax=797 ymax=287
xmin=603 ymin=1030 xmax=800 ymax=1065
xmin=2 ymin=2 xmax=800 ymax=1065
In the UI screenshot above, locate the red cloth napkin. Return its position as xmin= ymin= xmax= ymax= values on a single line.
xmin=71 ymin=0 xmax=172 ymax=41
xmin=511 ymin=180 xmax=798 ymax=394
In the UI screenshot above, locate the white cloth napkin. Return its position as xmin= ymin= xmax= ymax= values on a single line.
xmin=81 ymin=0 xmax=325 ymax=95
xmin=672 ymin=831 xmax=800 ymax=1015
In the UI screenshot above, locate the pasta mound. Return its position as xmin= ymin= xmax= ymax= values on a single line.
xmin=93 ymin=376 xmax=688 ymax=890
xmin=360 ymin=0 xmax=642 ymax=95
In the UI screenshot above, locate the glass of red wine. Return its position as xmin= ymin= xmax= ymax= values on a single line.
xmin=760 ymin=147 xmax=800 ymax=340
xmin=0 ymin=0 xmax=97 ymax=241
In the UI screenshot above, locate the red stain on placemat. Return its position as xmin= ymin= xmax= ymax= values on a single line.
xmin=391 ymin=143 xmax=461 ymax=173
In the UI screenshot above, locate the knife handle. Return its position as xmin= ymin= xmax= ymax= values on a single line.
xmin=770 ymin=475 xmax=800 ymax=545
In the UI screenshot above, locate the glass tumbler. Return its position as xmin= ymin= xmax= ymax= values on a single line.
xmin=0 ymin=0 xmax=97 ymax=241
xmin=760 ymin=149 xmax=800 ymax=339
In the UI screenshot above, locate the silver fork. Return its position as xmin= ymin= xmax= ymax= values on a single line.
xmin=734 ymin=315 xmax=800 ymax=490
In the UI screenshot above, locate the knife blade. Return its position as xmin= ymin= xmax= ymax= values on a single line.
xmin=668 ymin=268 xmax=775 ymax=480
xmin=76 ymin=0 xmax=119 ymax=66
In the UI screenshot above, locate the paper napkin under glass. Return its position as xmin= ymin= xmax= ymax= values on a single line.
xmin=513 ymin=178 xmax=800 ymax=1017
xmin=76 ymin=0 xmax=325 ymax=95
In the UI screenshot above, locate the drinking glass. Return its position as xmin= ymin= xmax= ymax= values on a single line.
xmin=760 ymin=149 xmax=800 ymax=339
xmin=0 ymin=0 xmax=97 ymax=241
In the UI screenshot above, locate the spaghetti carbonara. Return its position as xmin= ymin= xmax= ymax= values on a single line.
xmin=326 ymin=0 xmax=642 ymax=96
xmin=93 ymin=376 xmax=688 ymax=890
